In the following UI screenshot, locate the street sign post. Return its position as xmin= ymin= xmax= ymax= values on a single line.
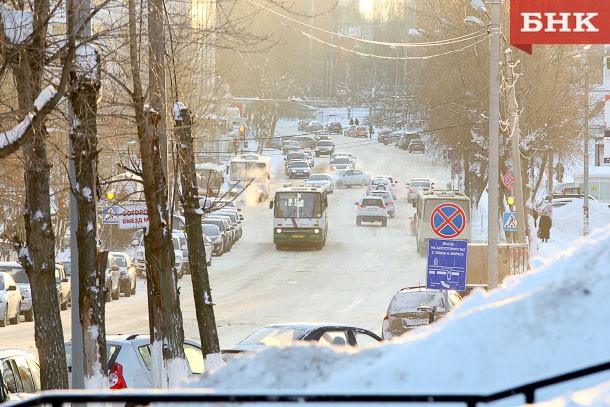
xmin=426 ymin=238 xmax=468 ymax=291
xmin=503 ymin=171 xmax=515 ymax=190
xmin=502 ymin=211 xmax=518 ymax=231
xmin=430 ymin=203 xmax=467 ymax=239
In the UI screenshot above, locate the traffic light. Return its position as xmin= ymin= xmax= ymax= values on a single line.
xmin=239 ymin=126 xmax=246 ymax=139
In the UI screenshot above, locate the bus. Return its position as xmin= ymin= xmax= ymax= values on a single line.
xmin=225 ymin=154 xmax=271 ymax=202
xmin=195 ymin=162 xmax=223 ymax=197
xmin=269 ymin=185 xmax=329 ymax=250
xmin=414 ymin=189 xmax=471 ymax=256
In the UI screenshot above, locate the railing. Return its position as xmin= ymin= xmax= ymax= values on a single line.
xmin=7 ymin=359 xmax=610 ymax=407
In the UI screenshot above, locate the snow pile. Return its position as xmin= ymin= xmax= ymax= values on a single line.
xmin=188 ymin=224 xmax=610 ymax=402
xmin=0 ymin=4 xmax=34 ymax=44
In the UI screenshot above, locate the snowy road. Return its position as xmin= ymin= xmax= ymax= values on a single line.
xmin=2 ymin=126 xmax=452 ymax=353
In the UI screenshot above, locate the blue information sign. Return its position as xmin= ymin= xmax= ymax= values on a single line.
xmin=426 ymin=238 xmax=468 ymax=291
xmin=502 ymin=211 xmax=518 ymax=231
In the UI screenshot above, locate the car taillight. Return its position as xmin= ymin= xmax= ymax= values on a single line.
xmin=409 ymin=187 xmax=414 ymax=193
xmin=383 ymin=315 xmax=389 ymax=321
xmin=109 ymin=362 xmax=127 ymax=389
xmin=358 ymin=205 xmax=366 ymax=208
xmin=379 ymin=205 xmax=386 ymax=209
xmin=387 ymin=201 xmax=394 ymax=205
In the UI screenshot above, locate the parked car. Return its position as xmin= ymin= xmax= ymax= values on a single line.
xmin=55 ymin=262 xmax=71 ymax=311
xmin=65 ymin=334 xmax=204 ymax=389
xmin=381 ymin=286 xmax=463 ymax=340
xmin=355 ymin=196 xmax=388 ymax=227
xmin=331 ymin=169 xmax=371 ymax=188
xmin=330 ymin=152 xmax=356 ymax=166
xmin=407 ymin=178 xmax=434 ymax=205
xmin=110 ymin=252 xmax=137 ymax=297
xmin=315 ymin=140 xmax=335 ymax=157
xmin=355 ymin=125 xmax=368 ymax=138
xmin=105 ymin=253 xmax=121 ymax=302
xmin=222 ymin=323 xmax=382 ymax=362
xmin=408 ymin=139 xmax=425 ymax=153
xmin=0 ymin=272 xmax=21 ymax=326
xmin=315 ymin=133 xmax=332 ymax=142
xmin=370 ymin=190 xmax=396 ymax=218
xmin=211 ymin=210 xmax=243 ymax=240
xmin=377 ymin=127 xmax=393 ymax=144
xmin=0 ymin=347 xmax=40 ymax=402
xmin=0 ymin=262 xmax=32 ymax=322
xmin=305 ymin=174 xmax=334 ymax=193
xmin=398 ymin=133 xmax=420 ymax=150
xmin=326 ymin=122 xmax=342 ymax=134
xmin=287 ymin=160 xmax=311 ymax=179
xmin=202 ymin=218 xmax=234 ymax=252
xmin=172 ymin=230 xmax=189 ymax=277
xmin=203 ymin=223 xmax=225 ymax=256
xmin=343 ymin=125 xmax=356 ymax=137
xmin=306 ymin=121 xmax=325 ymax=133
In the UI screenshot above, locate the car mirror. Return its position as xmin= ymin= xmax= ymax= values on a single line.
xmin=269 ymin=201 xmax=274 ymax=209
xmin=240 ymin=216 xmax=244 ymax=221
xmin=355 ymin=201 xmax=359 ymax=205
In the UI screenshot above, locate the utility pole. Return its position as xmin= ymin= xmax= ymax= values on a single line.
xmin=487 ymin=1 xmax=501 ymax=289
xmin=505 ymin=50 xmax=527 ymax=244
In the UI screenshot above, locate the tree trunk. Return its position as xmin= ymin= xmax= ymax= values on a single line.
xmin=174 ymin=103 xmax=221 ymax=369
xmin=69 ymin=50 xmax=108 ymax=387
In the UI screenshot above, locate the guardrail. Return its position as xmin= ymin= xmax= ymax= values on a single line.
xmin=7 ymin=359 xmax=610 ymax=407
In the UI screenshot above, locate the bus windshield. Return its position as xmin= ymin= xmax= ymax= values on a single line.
xmin=230 ymin=162 xmax=266 ymax=182
xmin=275 ymin=192 xmax=322 ymax=218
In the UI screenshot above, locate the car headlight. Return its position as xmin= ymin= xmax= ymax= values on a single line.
xmin=313 ymin=228 xmax=320 ymax=234
xmin=276 ymin=228 xmax=282 ymax=233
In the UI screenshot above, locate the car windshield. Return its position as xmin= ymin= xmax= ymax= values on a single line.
xmin=0 ymin=264 xmax=28 ymax=283
xmin=308 ymin=175 xmax=328 ymax=181
xmin=238 ymin=326 xmax=307 ymax=346
xmin=291 ymin=161 xmax=308 ymax=168
xmin=318 ymin=141 xmax=332 ymax=146
xmin=390 ymin=291 xmax=445 ymax=313
xmin=203 ymin=224 xmax=220 ymax=236
xmin=361 ymin=198 xmax=383 ymax=206
xmin=412 ymin=181 xmax=430 ymax=188
xmin=332 ymin=158 xmax=351 ymax=164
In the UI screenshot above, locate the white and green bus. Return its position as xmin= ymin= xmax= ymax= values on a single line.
xmin=269 ymin=186 xmax=329 ymax=250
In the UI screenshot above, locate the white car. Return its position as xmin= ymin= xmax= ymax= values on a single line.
xmin=0 ymin=262 xmax=33 ymax=322
xmin=305 ymin=174 xmax=334 ymax=193
xmin=355 ymin=196 xmax=388 ymax=227
xmin=0 ymin=271 xmax=21 ymax=327
xmin=407 ymin=178 xmax=434 ymax=204
xmin=330 ymin=152 xmax=356 ymax=166
xmin=370 ymin=190 xmax=396 ymax=218
xmin=331 ymin=169 xmax=371 ymax=188
xmin=367 ymin=177 xmax=396 ymax=199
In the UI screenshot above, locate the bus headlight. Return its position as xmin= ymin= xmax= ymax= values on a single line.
xmin=313 ymin=228 xmax=320 ymax=234
xmin=276 ymin=228 xmax=282 ymax=233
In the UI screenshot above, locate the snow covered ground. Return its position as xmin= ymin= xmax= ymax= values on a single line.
xmin=181 ymin=121 xmax=610 ymax=405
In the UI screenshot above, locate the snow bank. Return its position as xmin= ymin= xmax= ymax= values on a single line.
xmin=189 ymin=224 xmax=610 ymax=401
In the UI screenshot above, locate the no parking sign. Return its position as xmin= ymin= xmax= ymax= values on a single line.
xmin=430 ymin=203 xmax=466 ymax=239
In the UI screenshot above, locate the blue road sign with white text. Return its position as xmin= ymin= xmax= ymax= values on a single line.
xmin=427 ymin=238 xmax=468 ymax=291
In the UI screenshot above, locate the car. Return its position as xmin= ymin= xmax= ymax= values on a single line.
xmin=398 ymin=133 xmax=420 ymax=150
xmin=408 ymin=139 xmax=425 ymax=153
xmin=172 ymin=230 xmax=190 ymax=276
xmin=377 ymin=127 xmax=393 ymax=143
xmin=202 ymin=223 xmax=225 ymax=256
xmin=332 ymin=169 xmax=371 ymax=188
xmin=407 ymin=178 xmax=434 ymax=205
xmin=0 ymin=347 xmax=41 ymax=402
xmin=0 ymin=262 xmax=32 ymax=322
xmin=354 ymin=125 xmax=368 ymax=138
xmin=330 ymin=152 xmax=356 ymax=166
xmin=306 ymin=121 xmax=325 ymax=133
xmin=314 ymin=133 xmax=332 ymax=142
xmin=65 ymin=334 xmax=205 ymax=389
xmin=355 ymin=196 xmax=388 ymax=227
xmin=105 ymin=253 xmax=121 ymax=301
xmin=284 ymin=151 xmax=307 ymax=173
xmin=221 ymin=323 xmax=382 ymax=361
xmin=293 ymin=135 xmax=317 ymax=150
xmin=366 ymin=177 xmax=395 ymax=199
xmin=211 ymin=210 xmax=243 ymax=241
xmin=329 ymin=156 xmax=353 ymax=171
xmin=55 ymin=262 xmax=71 ymax=310
xmin=343 ymin=125 xmax=356 ymax=137
xmin=0 ymin=272 xmax=21 ymax=326
xmin=287 ymin=160 xmax=311 ymax=179
xmin=110 ymin=252 xmax=137 ymax=297
xmin=297 ymin=120 xmax=309 ymax=131
xmin=282 ymin=140 xmax=301 ymax=155
xmin=381 ymin=130 xmax=402 ymax=145
xmin=202 ymin=218 xmax=234 ymax=251
xmin=381 ymin=286 xmax=463 ymax=340
xmin=305 ymin=174 xmax=334 ymax=193
xmin=206 ymin=215 xmax=237 ymax=246
xmin=370 ymin=190 xmax=396 ymax=218
xmin=315 ymin=140 xmax=335 ymax=157
xmin=303 ymin=150 xmax=315 ymax=167
xmin=326 ymin=121 xmax=342 ymax=134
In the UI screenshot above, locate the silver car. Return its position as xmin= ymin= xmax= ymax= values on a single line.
xmin=332 ymin=169 xmax=371 ymax=188
xmin=305 ymin=174 xmax=334 ymax=193
xmin=407 ymin=178 xmax=434 ymax=205
xmin=65 ymin=334 xmax=205 ymax=389
xmin=0 ymin=272 xmax=21 ymax=326
xmin=370 ymin=190 xmax=396 ymax=218
xmin=0 ymin=262 xmax=32 ymax=322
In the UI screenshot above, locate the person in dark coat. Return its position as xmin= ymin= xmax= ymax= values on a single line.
xmin=538 ymin=213 xmax=552 ymax=242
xmin=354 ymin=118 xmax=359 ymax=125
xmin=349 ymin=118 xmax=354 ymax=125
xmin=368 ymin=125 xmax=374 ymax=139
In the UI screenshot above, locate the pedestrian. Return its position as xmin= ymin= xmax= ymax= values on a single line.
xmin=355 ymin=118 xmax=359 ymax=125
xmin=368 ymin=125 xmax=374 ymax=139
xmin=538 ymin=210 xmax=552 ymax=242
xmin=349 ymin=118 xmax=354 ymax=126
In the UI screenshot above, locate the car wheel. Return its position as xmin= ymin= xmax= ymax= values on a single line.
xmin=207 ymin=258 xmax=212 ymax=266
xmin=24 ymin=309 xmax=34 ymax=322
xmin=0 ymin=307 xmax=7 ymax=327
xmin=9 ymin=303 xmax=20 ymax=324
xmin=389 ymin=212 xmax=395 ymax=218
xmin=382 ymin=219 xmax=388 ymax=227
xmin=106 ymin=283 xmax=112 ymax=302
xmin=131 ymin=281 xmax=137 ymax=296
xmin=336 ymin=181 xmax=342 ymax=188
xmin=275 ymin=244 xmax=283 ymax=251
xmin=356 ymin=217 xmax=361 ymax=226
xmin=125 ymin=284 xmax=132 ymax=297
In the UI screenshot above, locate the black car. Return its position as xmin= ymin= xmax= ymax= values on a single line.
xmin=287 ymin=160 xmax=311 ymax=179
xmin=326 ymin=121 xmax=343 ymax=134
xmin=408 ymin=139 xmax=425 ymax=153
xmin=222 ymin=323 xmax=382 ymax=362
xmin=315 ymin=140 xmax=335 ymax=157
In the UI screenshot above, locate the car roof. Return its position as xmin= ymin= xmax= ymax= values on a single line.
xmin=0 ymin=261 xmax=22 ymax=267
xmin=0 ymin=347 xmax=33 ymax=359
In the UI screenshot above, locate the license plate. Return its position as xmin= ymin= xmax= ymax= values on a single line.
xmin=292 ymin=234 xmax=304 ymax=238
xmin=404 ymin=318 xmax=430 ymax=327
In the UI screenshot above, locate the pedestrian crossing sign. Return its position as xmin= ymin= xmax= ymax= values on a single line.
xmin=503 ymin=211 xmax=518 ymax=231
xmin=102 ymin=206 xmax=119 ymax=225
